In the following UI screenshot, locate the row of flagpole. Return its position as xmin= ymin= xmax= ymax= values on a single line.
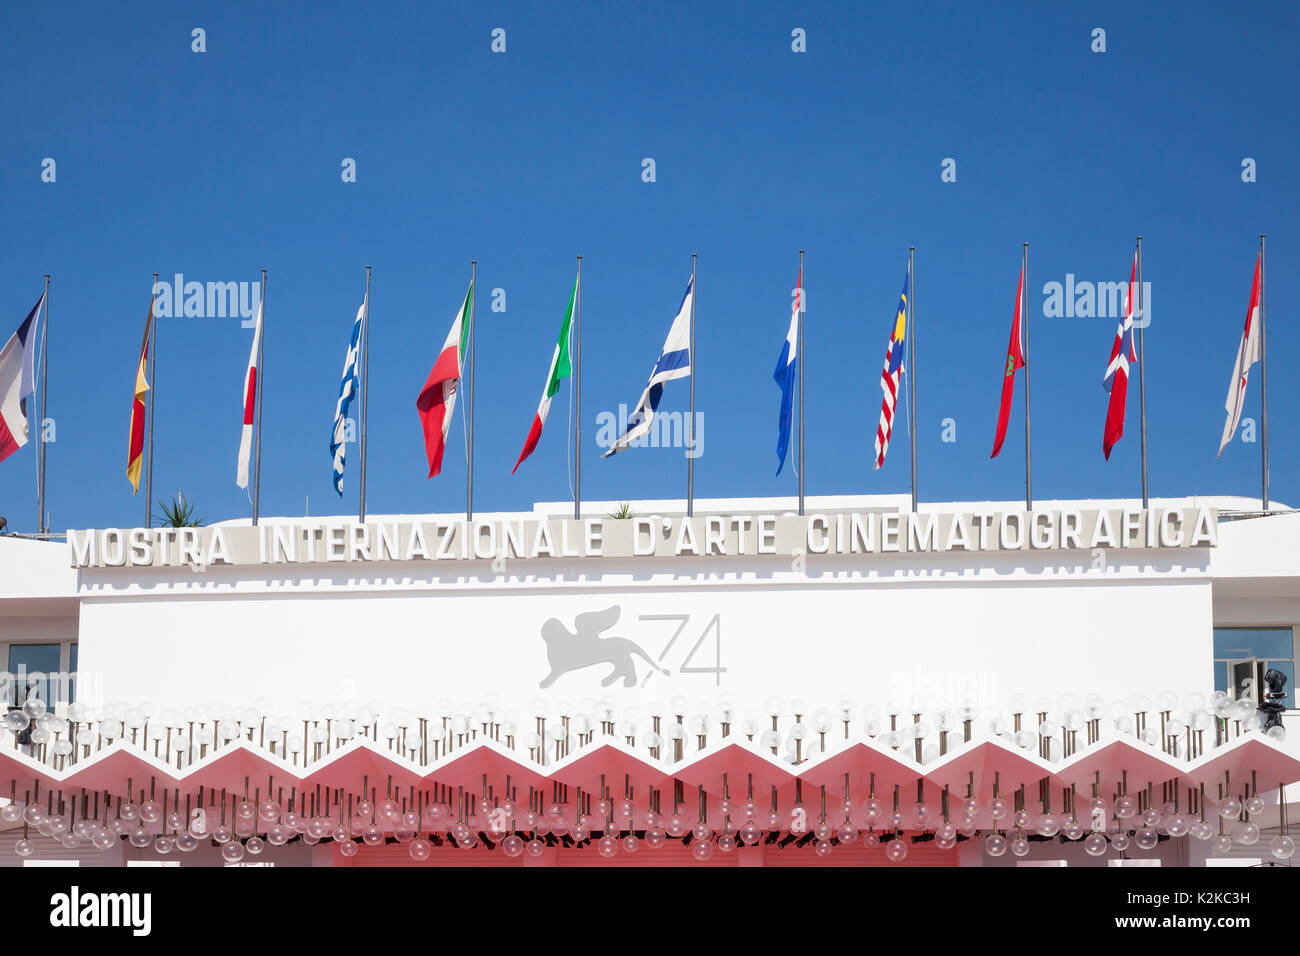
xmin=0 ymin=237 xmax=1275 ymax=532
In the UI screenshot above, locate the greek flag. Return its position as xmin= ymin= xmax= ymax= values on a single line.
xmin=601 ymin=276 xmax=693 ymax=458
xmin=330 ymin=296 xmax=366 ymax=494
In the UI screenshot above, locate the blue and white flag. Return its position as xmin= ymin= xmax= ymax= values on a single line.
xmin=601 ymin=276 xmax=693 ymax=458
xmin=330 ymin=295 xmax=367 ymax=494
xmin=603 ymin=277 xmax=696 ymax=455
xmin=773 ymin=270 xmax=801 ymax=474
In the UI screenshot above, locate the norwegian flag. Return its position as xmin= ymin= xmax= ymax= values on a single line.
xmin=873 ymin=265 xmax=910 ymax=469
xmin=1102 ymin=252 xmax=1138 ymax=459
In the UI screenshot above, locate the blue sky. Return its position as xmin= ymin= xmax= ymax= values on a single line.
xmin=1 ymin=0 xmax=1296 ymax=531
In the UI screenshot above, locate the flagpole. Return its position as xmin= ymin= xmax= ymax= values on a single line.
xmin=797 ymin=249 xmax=805 ymax=517
xmin=687 ymin=254 xmax=697 ymax=518
xmin=1258 ymin=234 xmax=1268 ymax=512
xmin=1136 ymin=236 xmax=1148 ymax=510
xmin=146 ymin=272 xmax=158 ymax=529
xmin=37 ymin=274 xmax=49 ymax=534
xmin=908 ymin=247 xmax=917 ymax=513
xmin=467 ymin=260 xmax=476 ymax=522
xmin=1023 ymin=243 xmax=1032 ymax=510
xmin=252 ymin=269 xmax=266 ymax=526
xmin=574 ymin=255 xmax=582 ymax=520
xmin=359 ymin=265 xmax=370 ymax=523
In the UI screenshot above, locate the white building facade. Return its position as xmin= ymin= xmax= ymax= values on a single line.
xmin=1 ymin=494 xmax=1296 ymax=867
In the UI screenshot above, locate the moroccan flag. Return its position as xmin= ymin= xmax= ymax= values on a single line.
xmin=236 ymin=298 xmax=264 ymax=488
xmin=127 ymin=301 xmax=154 ymax=493
xmin=990 ymin=264 xmax=1026 ymax=458
xmin=1217 ymin=254 xmax=1262 ymax=456
xmin=416 ymin=282 xmax=472 ymax=478
xmin=512 ymin=275 xmax=576 ymax=473
xmin=1102 ymin=252 xmax=1138 ymax=460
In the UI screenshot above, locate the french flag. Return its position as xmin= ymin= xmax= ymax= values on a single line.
xmin=0 ymin=294 xmax=45 ymax=465
xmin=1102 ymin=252 xmax=1138 ymax=459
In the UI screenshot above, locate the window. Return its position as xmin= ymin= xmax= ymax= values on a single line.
xmin=1213 ymin=627 xmax=1295 ymax=708
xmin=8 ymin=644 xmax=62 ymax=710
xmin=1 ymin=640 xmax=78 ymax=712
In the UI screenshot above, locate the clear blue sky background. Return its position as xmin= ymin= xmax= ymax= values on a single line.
xmin=1 ymin=0 xmax=1296 ymax=532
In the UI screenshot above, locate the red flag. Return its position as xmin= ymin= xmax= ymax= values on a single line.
xmin=1102 ymin=253 xmax=1138 ymax=459
xmin=990 ymin=264 xmax=1026 ymax=458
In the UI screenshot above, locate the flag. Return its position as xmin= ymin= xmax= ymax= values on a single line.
xmin=513 ymin=275 xmax=575 ymax=473
xmin=236 ymin=298 xmax=264 ymax=488
xmin=330 ymin=295 xmax=366 ymax=495
xmin=1102 ymin=252 xmax=1138 ymax=460
xmin=1218 ymin=254 xmax=1263 ymax=456
xmin=0 ymin=293 xmax=45 ymax=466
xmin=990 ymin=264 xmax=1026 ymax=458
xmin=773 ymin=270 xmax=801 ymax=474
xmin=602 ymin=276 xmax=693 ymax=458
xmin=873 ymin=265 xmax=910 ymax=470
xmin=417 ymin=282 xmax=472 ymax=478
xmin=126 ymin=300 xmax=154 ymax=492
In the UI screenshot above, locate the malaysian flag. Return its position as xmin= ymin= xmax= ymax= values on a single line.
xmin=1102 ymin=252 xmax=1138 ymax=459
xmin=330 ymin=295 xmax=366 ymax=494
xmin=873 ymin=264 xmax=910 ymax=469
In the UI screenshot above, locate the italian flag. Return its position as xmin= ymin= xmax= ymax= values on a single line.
xmin=512 ymin=276 xmax=576 ymax=473
xmin=416 ymin=282 xmax=472 ymax=478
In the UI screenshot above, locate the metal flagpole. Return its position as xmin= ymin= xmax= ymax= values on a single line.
xmin=574 ymin=255 xmax=582 ymax=520
xmin=1258 ymin=234 xmax=1268 ymax=512
xmin=37 ymin=274 xmax=49 ymax=533
xmin=1136 ymin=237 xmax=1148 ymax=510
xmin=146 ymin=272 xmax=158 ymax=529
xmin=1023 ymin=243 xmax=1032 ymax=510
xmin=908 ymin=247 xmax=917 ymax=513
xmin=359 ymin=265 xmax=371 ymax=523
xmin=252 ymin=269 xmax=266 ymax=526
xmin=798 ymin=249 xmax=805 ymax=517
xmin=687 ymin=254 xmax=697 ymax=518
xmin=467 ymin=260 xmax=476 ymax=521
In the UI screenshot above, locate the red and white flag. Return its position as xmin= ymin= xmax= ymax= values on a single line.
xmin=990 ymin=264 xmax=1026 ymax=458
xmin=416 ymin=283 xmax=472 ymax=478
xmin=236 ymin=299 xmax=263 ymax=488
xmin=0 ymin=293 xmax=44 ymax=466
xmin=1102 ymin=253 xmax=1138 ymax=459
xmin=1218 ymin=255 xmax=1262 ymax=456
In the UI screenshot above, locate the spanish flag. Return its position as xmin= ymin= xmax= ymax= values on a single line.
xmin=127 ymin=302 xmax=153 ymax=493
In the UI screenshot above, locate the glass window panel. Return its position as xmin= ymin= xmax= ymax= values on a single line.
xmin=1213 ymin=627 xmax=1294 ymax=662
xmin=69 ymin=644 xmax=78 ymax=703
xmin=7 ymin=644 xmax=61 ymax=709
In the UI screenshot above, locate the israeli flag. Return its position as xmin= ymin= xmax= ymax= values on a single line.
xmin=601 ymin=276 xmax=693 ymax=458
xmin=330 ymin=297 xmax=366 ymax=494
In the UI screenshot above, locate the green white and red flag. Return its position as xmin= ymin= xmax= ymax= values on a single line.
xmin=512 ymin=275 xmax=576 ymax=473
xmin=416 ymin=282 xmax=472 ymax=478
